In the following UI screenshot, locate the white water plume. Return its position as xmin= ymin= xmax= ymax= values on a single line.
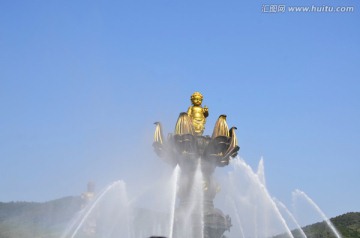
xmin=60 ymin=157 xmax=338 ymax=238
xmin=293 ymin=189 xmax=342 ymax=238
xmin=175 ymin=159 xmax=205 ymax=238
xmin=222 ymin=157 xmax=294 ymax=238
xmin=274 ymin=198 xmax=307 ymax=238
xmin=61 ymin=180 xmax=129 ymax=238
xmin=257 ymin=157 xmax=266 ymax=186
xmin=169 ymin=165 xmax=180 ymax=238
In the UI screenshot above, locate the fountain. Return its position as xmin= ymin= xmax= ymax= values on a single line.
xmin=62 ymin=92 xmax=342 ymax=238
xmin=152 ymin=92 xmax=239 ymax=238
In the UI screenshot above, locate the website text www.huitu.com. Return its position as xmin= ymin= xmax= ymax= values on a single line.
xmin=261 ymin=4 xmax=355 ymax=13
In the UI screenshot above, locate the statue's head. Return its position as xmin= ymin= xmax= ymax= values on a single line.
xmin=190 ymin=92 xmax=203 ymax=106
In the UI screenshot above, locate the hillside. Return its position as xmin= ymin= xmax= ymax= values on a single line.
xmin=274 ymin=212 xmax=360 ymax=238
xmin=0 ymin=196 xmax=82 ymax=238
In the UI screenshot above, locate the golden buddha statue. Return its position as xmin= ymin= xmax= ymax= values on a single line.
xmin=187 ymin=92 xmax=209 ymax=135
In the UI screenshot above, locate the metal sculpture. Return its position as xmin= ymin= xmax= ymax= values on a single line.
xmin=153 ymin=92 xmax=240 ymax=238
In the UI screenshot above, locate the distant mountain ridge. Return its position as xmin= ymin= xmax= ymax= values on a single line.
xmin=0 ymin=197 xmax=359 ymax=238
xmin=302 ymin=212 xmax=360 ymax=238
xmin=274 ymin=212 xmax=360 ymax=238
xmin=0 ymin=196 xmax=82 ymax=238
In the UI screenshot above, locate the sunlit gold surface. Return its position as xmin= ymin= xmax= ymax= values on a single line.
xmin=175 ymin=112 xmax=194 ymax=135
xmin=224 ymin=127 xmax=239 ymax=158
xmin=154 ymin=122 xmax=164 ymax=144
xmin=212 ymin=115 xmax=230 ymax=138
xmin=187 ymin=92 xmax=209 ymax=135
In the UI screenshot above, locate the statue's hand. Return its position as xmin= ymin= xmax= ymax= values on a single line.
xmin=203 ymin=106 xmax=209 ymax=117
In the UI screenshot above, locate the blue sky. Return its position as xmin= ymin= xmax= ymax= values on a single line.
xmin=0 ymin=0 xmax=359 ymax=223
